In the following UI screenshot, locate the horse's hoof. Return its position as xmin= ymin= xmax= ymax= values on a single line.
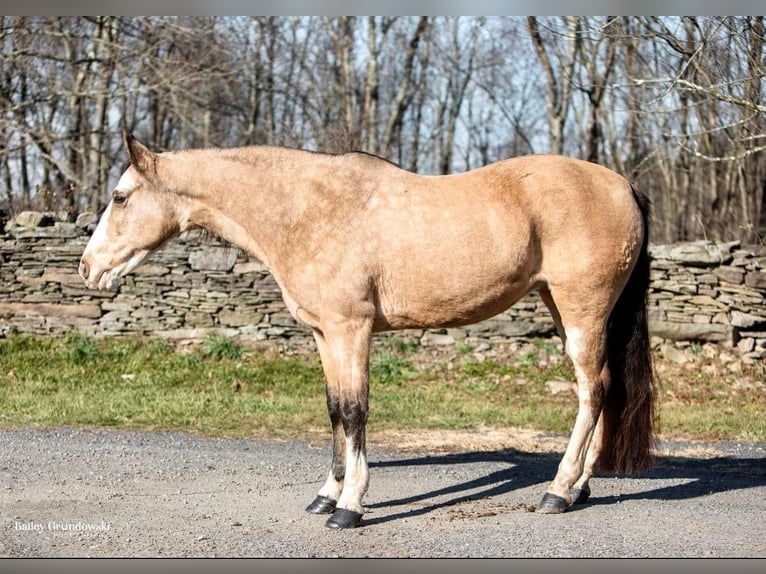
xmin=570 ymin=484 xmax=591 ymax=505
xmin=306 ymin=495 xmax=337 ymax=514
xmin=325 ymin=508 xmax=363 ymax=529
xmin=536 ymin=492 xmax=569 ymax=514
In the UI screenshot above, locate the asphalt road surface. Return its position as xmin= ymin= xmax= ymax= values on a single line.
xmin=1 ymin=428 xmax=764 ymax=557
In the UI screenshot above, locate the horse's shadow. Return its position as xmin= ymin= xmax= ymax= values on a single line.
xmin=362 ymin=446 xmax=766 ymax=527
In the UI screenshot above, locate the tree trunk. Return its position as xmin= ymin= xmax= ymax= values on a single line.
xmin=408 ymin=24 xmax=430 ymax=172
xmin=527 ymin=16 xmax=581 ymax=155
xmin=363 ymin=17 xmax=381 ymax=153
xmin=381 ymin=16 xmax=428 ymax=156
xmin=439 ymin=19 xmax=478 ymax=174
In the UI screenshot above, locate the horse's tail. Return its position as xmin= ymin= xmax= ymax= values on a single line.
xmin=599 ymin=184 xmax=657 ymax=474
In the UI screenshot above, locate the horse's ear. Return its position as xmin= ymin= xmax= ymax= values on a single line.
xmin=123 ymin=131 xmax=157 ymax=176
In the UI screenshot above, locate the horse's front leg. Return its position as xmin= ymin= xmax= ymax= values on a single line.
xmin=310 ymin=315 xmax=373 ymax=529
xmin=305 ymin=329 xmax=346 ymax=515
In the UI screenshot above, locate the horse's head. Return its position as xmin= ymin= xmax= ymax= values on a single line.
xmin=79 ymin=133 xmax=182 ymax=290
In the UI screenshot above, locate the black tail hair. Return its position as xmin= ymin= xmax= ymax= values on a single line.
xmin=599 ymin=184 xmax=657 ymax=474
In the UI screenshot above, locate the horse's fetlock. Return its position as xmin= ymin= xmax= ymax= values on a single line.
xmin=332 ymin=462 xmax=346 ymax=483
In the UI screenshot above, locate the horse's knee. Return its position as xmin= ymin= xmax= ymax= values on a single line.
xmin=340 ymin=400 xmax=368 ymax=445
xmin=326 ymin=388 xmax=342 ymax=424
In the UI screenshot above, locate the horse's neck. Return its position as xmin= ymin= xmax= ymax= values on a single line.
xmin=177 ymin=148 xmax=311 ymax=272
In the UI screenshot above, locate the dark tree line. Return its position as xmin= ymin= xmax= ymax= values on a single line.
xmin=1 ymin=16 xmax=764 ymax=243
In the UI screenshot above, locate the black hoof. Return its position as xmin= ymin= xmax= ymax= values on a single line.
xmin=306 ymin=495 xmax=337 ymax=514
xmin=325 ymin=508 xmax=363 ymax=529
xmin=536 ymin=492 xmax=569 ymax=514
xmin=570 ymin=484 xmax=591 ymax=505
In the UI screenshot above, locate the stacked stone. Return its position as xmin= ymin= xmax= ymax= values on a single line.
xmin=648 ymin=241 xmax=766 ymax=361
xmin=0 ymin=212 xmax=96 ymax=336
xmin=0 ymin=212 xmax=312 ymax=346
xmin=1 ymin=211 xmax=764 ymax=360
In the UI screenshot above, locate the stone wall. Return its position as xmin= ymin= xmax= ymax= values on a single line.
xmin=1 ymin=211 xmax=765 ymax=361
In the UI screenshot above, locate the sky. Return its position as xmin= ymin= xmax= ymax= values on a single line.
xmin=1 ymin=1 xmax=765 ymax=17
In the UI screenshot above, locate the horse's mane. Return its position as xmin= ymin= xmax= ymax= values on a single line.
xmin=342 ymin=150 xmax=401 ymax=168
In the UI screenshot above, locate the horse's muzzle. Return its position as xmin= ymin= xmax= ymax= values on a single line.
xmin=78 ymin=256 xmax=107 ymax=290
xmin=78 ymin=259 xmax=90 ymax=283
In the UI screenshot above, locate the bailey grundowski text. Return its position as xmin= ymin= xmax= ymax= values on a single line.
xmin=14 ymin=521 xmax=111 ymax=532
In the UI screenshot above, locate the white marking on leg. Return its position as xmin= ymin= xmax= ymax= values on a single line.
xmin=567 ymin=327 xmax=592 ymax=390
xmin=317 ymin=472 xmax=343 ymax=501
xmin=566 ymin=326 xmax=584 ymax=362
xmin=335 ymin=436 xmax=368 ymax=514
xmin=554 ymin=397 xmax=596 ymax=489
xmin=573 ymin=413 xmax=603 ymax=493
xmin=311 ymin=330 xmax=345 ymax=503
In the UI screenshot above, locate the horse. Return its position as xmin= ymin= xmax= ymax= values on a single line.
xmin=79 ymin=132 xmax=656 ymax=529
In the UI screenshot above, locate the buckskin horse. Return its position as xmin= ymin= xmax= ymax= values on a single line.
xmin=79 ymin=133 xmax=656 ymax=529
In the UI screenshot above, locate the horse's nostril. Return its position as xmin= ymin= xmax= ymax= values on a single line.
xmin=79 ymin=259 xmax=89 ymax=279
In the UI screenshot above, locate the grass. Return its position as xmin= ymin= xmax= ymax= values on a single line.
xmin=0 ymin=333 xmax=322 ymax=438
xmin=653 ymin=362 xmax=766 ymax=442
xmin=0 ymin=333 xmax=764 ymax=443
xmin=200 ymin=333 xmax=244 ymax=360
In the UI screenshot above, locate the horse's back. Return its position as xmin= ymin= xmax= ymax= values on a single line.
xmin=352 ymin=155 xmax=636 ymax=330
xmin=388 ymin=153 xmax=643 ymax=273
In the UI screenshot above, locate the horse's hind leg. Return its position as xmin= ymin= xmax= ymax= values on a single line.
xmin=569 ymin=414 xmax=603 ymax=504
xmin=539 ymin=287 xmax=566 ymax=348
xmin=541 ymin=288 xmax=601 ymax=506
xmin=536 ymin=288 xmax=611 ymax=513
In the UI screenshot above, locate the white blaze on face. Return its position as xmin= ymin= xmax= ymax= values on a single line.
xmin=87 ymin=168 xmax=138 ymax=254
xmin=87 ymin=201 xmax=113 ymax=255
xmin=81 ymin=167 xmax=149 ymax=291
xmin=115 ymin=168 xmax=138 ymax=193
xmin=112 ymin=167 xmax=139 ymax=202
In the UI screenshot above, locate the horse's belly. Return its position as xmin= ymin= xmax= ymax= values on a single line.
xmin=366 ymin=197 xmax=539 ymax=332
xmin=372 ymin=269 xmax=538 ymax=332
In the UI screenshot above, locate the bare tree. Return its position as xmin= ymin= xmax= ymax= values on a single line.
xmin=1 ymin=16 xmax=763 ymax=242
xmin=627 ymin=16 xmax=766 ymax=241
xmin=379 ymin=16 xmax=429 ymax=157
xmin=576 ymin=17 xmax=618 ymax=163
xmin=434 ymin=17 xmax=482 ymax=174
xmin=527 ymin=16 xmax=582 ymax=155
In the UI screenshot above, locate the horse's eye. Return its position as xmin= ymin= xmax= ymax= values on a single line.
xmin=113 ymin=192 xmax=127 ymax=206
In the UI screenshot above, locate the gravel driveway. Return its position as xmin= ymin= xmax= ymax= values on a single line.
xmin=1 ymin=428 xmax=764 ymax=557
